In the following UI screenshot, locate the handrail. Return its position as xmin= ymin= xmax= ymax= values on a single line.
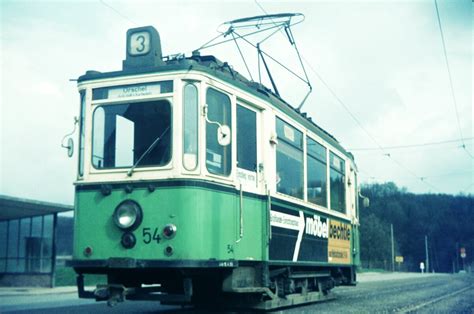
xmin=236 ymin=184 xmax=244 ymax=243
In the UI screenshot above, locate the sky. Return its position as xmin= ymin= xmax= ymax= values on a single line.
xmin=0 ymin=0 xmax=472 ymax=205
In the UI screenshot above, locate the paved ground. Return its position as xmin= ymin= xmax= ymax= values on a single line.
xmin=0 ymin=272 xmax=472 ymax=313
xmin=357 ymin=271 xmax=441 ymax=282
xmin=286 ymin=272 xmax=473 ymax=314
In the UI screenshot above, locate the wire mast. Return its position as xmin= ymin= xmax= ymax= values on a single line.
xmin=194 ymin=13 xmax=312 ymax=111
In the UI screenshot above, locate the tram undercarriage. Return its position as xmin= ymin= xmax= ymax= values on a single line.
xmin=74 ymin=262 xmax=354 ymax=310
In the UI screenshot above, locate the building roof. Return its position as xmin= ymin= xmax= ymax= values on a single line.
xmin=0 ymin=195 xmax=73 ymax=221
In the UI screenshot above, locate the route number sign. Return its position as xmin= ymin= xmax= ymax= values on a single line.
xmin=129 ymin=31 xmax=151 ymax=56
xmin=123 ymin=26 xmax=163 ymax=70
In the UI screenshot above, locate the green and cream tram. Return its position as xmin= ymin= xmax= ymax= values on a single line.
xmin=67 ymin=24 xmax=360 ymax=310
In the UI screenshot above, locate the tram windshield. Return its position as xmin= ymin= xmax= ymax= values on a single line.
xmin=91 ymin=100 xmax=171 ymax=169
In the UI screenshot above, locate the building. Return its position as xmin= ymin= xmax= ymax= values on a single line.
xmin=0 ymin=195 xmax=73 ymax=287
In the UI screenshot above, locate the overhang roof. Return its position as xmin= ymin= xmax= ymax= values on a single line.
xmin=0 ymin=195 xmax=73 ymax=221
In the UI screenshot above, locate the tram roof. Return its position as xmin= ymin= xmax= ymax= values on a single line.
xmin=78 ymin=54 xmax=354 ymax=160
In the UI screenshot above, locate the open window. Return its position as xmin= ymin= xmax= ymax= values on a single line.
xmin=92 ymin=100 xmax=172 ymax=169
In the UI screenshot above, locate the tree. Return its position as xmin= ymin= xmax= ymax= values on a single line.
xmin=360 ymin=213 xmax=392 ymax=269
xmin=359 ymin=182 xmax=473 ymax=272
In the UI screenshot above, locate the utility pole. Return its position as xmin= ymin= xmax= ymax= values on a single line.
xmin=456 ymin=242 xmax=459 ymax=272
xmin=391 ymin=224 xmax=395 ymax=272
xmin=425 ymin=235 xmax=429 ymax=273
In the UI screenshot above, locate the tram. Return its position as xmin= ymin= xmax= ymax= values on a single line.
xmin=67 ymin=15 xmax=361 ymax=310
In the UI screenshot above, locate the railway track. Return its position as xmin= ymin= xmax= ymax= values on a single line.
xmin=396 ymin=284 xmax=473 ymax=313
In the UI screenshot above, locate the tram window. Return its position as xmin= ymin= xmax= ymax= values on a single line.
xmin=237 ymin=105 xmax=257 ymax=171
xmin=276 ymin=118 xmax=303 ymax=199
xmin=355 ymin=172 xmax=359 ymax=218
xmin=92 ymin=100 xmax=171 ymax=169
xmin=206 ymin=88 xmax=231 ymax=176
xmin=307 ymin=138 xmax=327 ymax=207
xmin=183 ymin=83 xmax=198 ymax=170
xmin=330 ymin=152 xmax=346 ymax=213
xmin=78 ymin=90 xmax=85 ymax=176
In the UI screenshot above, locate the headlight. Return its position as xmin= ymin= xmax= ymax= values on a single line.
xmin=113 ymin=200 xmax=142 ymax=231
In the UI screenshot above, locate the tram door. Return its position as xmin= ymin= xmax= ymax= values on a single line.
xmin=236 ymin=103 xmax=260 ymax=190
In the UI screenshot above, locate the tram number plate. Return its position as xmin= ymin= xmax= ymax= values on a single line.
xmin=142 ymin=227 xmax=161 ymax=244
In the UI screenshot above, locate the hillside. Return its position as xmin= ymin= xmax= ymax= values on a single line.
xmin=360 ymin=182 xmax=473 ymax=273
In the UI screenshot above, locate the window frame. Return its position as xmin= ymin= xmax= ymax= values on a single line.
xmin=204 ymin=86 xmax=233 ymax=177
xmin=89 ymin=96 xmax=174 ymax=172
xmin=275 ymin=116 xmax=305 ymax=200
xmin=329 ymin=150 xmax=346 ymax=213
xmin=306 ymin=135 xmax=328 ymax=208
xmin=0 ymin=215 xmax=56 ymax=274
xmin=78 ymin=89 xmax=86 ymax=177
xmin=182 ymin=82 xmax=200 ymax=171
xmin=236 ymin=103 xmax=258 ymax=172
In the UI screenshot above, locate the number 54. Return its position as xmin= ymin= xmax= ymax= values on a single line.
xmin=142 ymin=227 xmax=161 ymax=244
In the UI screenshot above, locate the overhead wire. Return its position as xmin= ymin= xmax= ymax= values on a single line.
xmin=98 ymin=0 xmax=460 ymax=194
xmin=301 ymin=45 xmax=441 ymax=192
xmin=254 ymin=0 xmax=441 ymax=193
xmin=348 ymin=137 xmax=474 ymax=151
xmin=99 ymin=0 xmax=138 ymax=26
xmin=358 ymin=169 xmax=472 ymax=182
xmin=434 ymin=0 xmax=473 ymax=160
xmin=462 ymin=183 xmax=474 ymax=194
xmin=426 ymin=170 xmax=473 ymax=179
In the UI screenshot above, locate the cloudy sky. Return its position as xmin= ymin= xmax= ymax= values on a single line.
xmin=0 ymin=0 xmax=472 ymax=205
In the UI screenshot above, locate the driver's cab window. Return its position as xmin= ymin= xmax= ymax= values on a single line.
xmin=92 ymin=100 xmax=171 ymax=169
xmin=205 ymin=88 xmax=232 ymax=176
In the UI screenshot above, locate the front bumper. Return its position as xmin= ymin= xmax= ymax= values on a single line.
xmin=66 ymin=258 xmax=239 ymax=270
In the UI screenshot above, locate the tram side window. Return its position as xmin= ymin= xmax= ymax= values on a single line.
xmin=307 ymin=138 xmax=327 ymax=207
xmin=354 ymin=172 xmax=359 ymax=219
xmin=276 ymin=118 xmax=303 ymax=199
xmin=330 ymin=152 xmax=345 ymax=213
xmin=183 ymin=83 xmax=198 ymax=170
xmin=237 ymin=105 xmax=257 ymax=171
xmin=206 ymin=88 xmax=231 ymax=176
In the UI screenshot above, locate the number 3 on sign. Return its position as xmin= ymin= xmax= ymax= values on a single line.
xmin=129 ymin=31 xmax=151 ymax=55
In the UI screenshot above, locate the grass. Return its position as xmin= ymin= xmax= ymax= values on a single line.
xmin=55 ymin=266 xmax=107 ymax=287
